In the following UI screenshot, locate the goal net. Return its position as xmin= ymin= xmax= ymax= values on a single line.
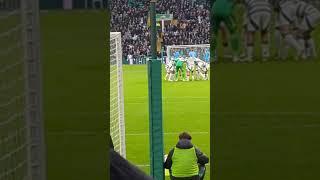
xmin=166 ymin=44 xmax=210 ymax=62
xmin=1 ymin=0 xmax=46 ymax=180
xmin=110 ymin=32 xmax=126 ymax=157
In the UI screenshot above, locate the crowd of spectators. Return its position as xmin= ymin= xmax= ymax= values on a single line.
xmin=111 ymin=0 xmax=209 ymax=59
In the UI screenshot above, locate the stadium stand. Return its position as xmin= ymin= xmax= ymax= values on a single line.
xmin=110 ymin=0 xmax=209 ymax=61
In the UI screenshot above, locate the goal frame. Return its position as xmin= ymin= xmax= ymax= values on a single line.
xmin=166 ymin=44 xmax=210 ymax=61
xmin=19 ymin=0 xmax=47 ymax=180
xmin=110 ymin=32 xmax=126 ymax=158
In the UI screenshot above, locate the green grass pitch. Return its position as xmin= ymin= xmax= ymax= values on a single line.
xmin=212 ymin=61 xmax=320 ymax=180
xmin=213 ymin=6 xmax=320 ymax=178
xmin=41 ymin=10 xmax=320 ymax=180
xmin=41 ymin=10 xmax=108 ymax=180
xmin=123 ymin=65 xmax=210 ymax=179
xmin=41 ymin=10 xmax=210 ymax=180
xmin=212 ymin=5 xmax=320 ymax=180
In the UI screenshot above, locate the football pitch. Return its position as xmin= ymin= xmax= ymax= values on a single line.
xmin=123 ymin=65 xmax=210 ymax=179
xmin=41 ymin=10 xmax=320 ymax=180
xmin=41 ymin=11 xmax=108 ymax=180
xmin=213 ymin=61 xmax=320 ymax=180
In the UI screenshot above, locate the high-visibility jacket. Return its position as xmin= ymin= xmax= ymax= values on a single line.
xmin=171 ymin=147 xmax=199 ymax=177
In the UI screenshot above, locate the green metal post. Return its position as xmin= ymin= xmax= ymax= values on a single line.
xmin=210 ymin=0 xmax=215 ymax=178
xmin=148 ymin=0 xmax=164 ymax=179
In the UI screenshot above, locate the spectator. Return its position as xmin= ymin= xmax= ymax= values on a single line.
xmin=110 ymin=135 xmax=153 ymax=180
xmin=128 ymin=54 xmax=133 ymax=64
xmin=111 ymin=0 xmax=209 ymax=60
xmin=164 ymin=132 xmax=209 ymax=180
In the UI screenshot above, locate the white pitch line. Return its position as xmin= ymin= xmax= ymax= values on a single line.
xmin=47 ymin=131 xmax=209 ymax=136
xmin=127 ymin=101 xmax=209 ymax=104
xmin=126 ymin=132 xmax=209 ymax=136
xmin=213 ymin=112 xmax=320 ymax=115
xmin=303 ymin=124 xmax=320 ymax=128
xmin=47 ymin=118 xmax=320 ymax=137
xmin=42 ymin=111 xmax=320 ymax=115
xmin=136 ymin=163 xmax=211 ymax=167
xmin=127 ymin=96 xmax=208 ymax=99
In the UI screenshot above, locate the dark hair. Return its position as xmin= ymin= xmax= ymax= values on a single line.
xmin=179 ymin=132 xmax=192 ymax=140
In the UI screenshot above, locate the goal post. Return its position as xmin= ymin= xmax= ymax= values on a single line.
xmin=110 ymin=32 xmax=126 ymax=158
xmin=22 ymin=0 xmax=47 ymax=179
xmin=0 ymin=0 xmax=46 ymax=180
xmin=166 ymin=44 xmax=210 ymax=62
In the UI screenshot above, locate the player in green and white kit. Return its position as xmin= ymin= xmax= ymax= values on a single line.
xmin=211 ymin=0 xmax=240 ymax=62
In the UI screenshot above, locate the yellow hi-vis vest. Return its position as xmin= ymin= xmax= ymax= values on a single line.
xmin=171 ymin=147 xmax=199 ymax=177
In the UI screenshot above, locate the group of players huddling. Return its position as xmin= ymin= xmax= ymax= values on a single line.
xmin=165 ymin=49 xmax=210 ymax=82
xmin=212 ymin=0 xmax=320 ymax=62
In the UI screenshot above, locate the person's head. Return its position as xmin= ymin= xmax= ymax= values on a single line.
xmin=179 ymin=132 xmax=192 ymax=141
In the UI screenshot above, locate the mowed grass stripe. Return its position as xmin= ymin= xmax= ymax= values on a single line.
xmin=213 ymin=58 xmax=320 ymax=180
xmin=123 ymin=65 xmax=210 ymax=179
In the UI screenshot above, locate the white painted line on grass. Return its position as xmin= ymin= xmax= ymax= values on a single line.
xmin=213 ymin=112 xmax=320 ymax=115
xmin=303 ymin=124 xmax=320 ymax=128
xmin=47 ymin=131 xmax=209 ymax=136
xmin=136 ymin=163 xmax=210 ymax=167
xmin=127 ymin=96 xmax=209 ymax=99
xmin=127 ymin=101 xmax=209 ymax=104
xmin=126 ymin=132 xmax=209 ymax=136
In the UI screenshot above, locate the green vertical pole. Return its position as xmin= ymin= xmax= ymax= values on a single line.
xmin=148 ymin=0 xmax=164 ymax=180
xmin=210 ymin=0 xmax=215 ymax=178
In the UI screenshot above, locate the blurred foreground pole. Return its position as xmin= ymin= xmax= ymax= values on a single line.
xmin=148 ymin=0 xmax=164 ymax=179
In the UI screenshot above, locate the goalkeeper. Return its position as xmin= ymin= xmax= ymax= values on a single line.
xmin=211 ymin=0 xmax=240 ymax=62
xmin=174 ymin=55 xmax=186 ymax=81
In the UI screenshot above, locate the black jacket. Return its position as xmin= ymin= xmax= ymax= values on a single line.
xmin=110 ymin=135 xmax=153 ymax=180
xmin=110 ymin=149 xmax=153 ymax=180
xmin=163 ymin=139 xmax=209 ymax=170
